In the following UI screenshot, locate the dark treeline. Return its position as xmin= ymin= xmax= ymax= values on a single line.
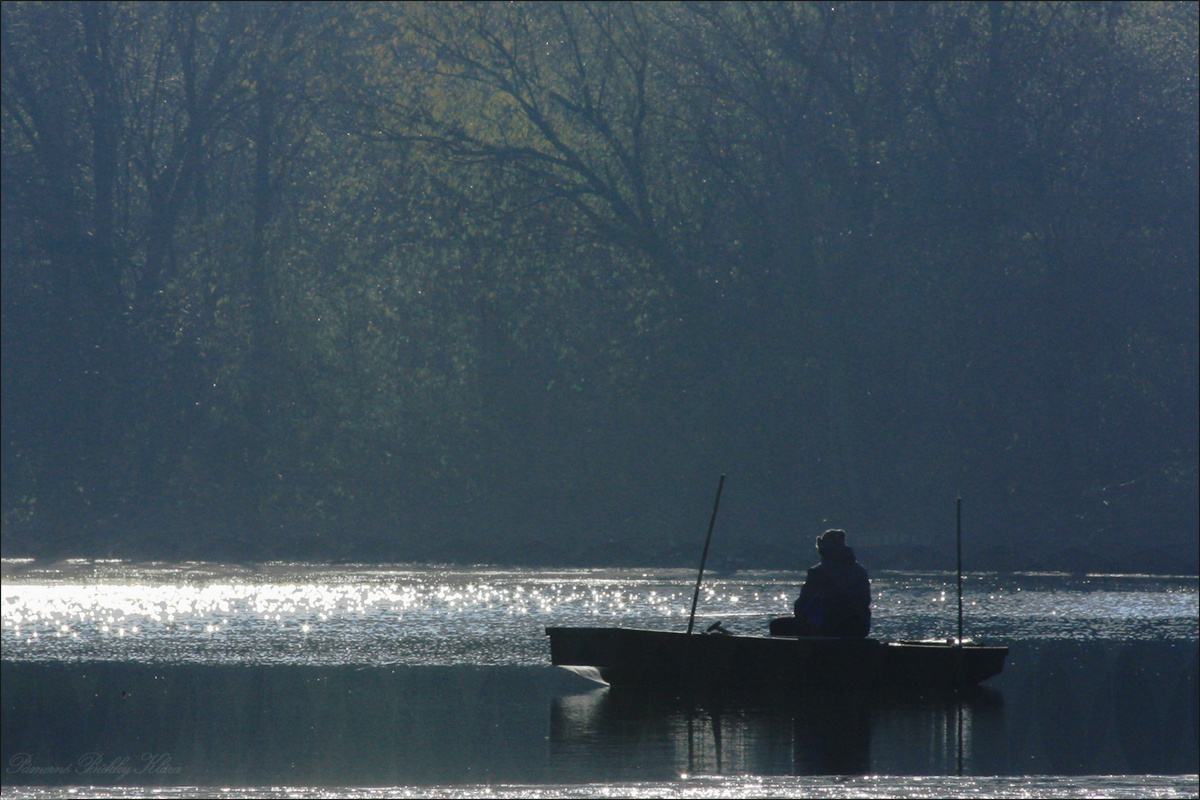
xmin=2 ymin=1 xmax=1197 ymax=571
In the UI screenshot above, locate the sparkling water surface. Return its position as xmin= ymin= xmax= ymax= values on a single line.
xmin=3 ymin=561 xmax=1196 ymax=666
xmin=1 ymin=774 xmax=1199 ymax=799
xmin=2 ymin=560 xmax=1197 ymax=799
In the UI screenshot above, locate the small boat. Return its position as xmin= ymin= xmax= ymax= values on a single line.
xmin=545 ymin=626 xmax=1007 ymax=691
xmin=552 ymin=480 xmax=1008 ymax=694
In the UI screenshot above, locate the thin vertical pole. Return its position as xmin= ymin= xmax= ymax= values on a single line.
xmin=956 ymin=495 xmax=965 ymax=776
xmin=957 ymin=496 xmax=964 ymax=645
xmin=686 ymin=474 xmax=726 ymax=636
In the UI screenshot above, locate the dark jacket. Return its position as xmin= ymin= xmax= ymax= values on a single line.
xmin=794 ymin=543 xmax=871 ymax=637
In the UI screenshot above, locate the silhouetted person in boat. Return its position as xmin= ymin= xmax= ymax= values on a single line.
xmin=770 ymin=529 xmax=871 ymax=638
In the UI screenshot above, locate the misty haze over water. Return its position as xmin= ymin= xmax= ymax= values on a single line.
xmin=1 ymin=1 xmax=1196 ymax=575
xmin=3 ymin=3 xmax=1197 ymax=795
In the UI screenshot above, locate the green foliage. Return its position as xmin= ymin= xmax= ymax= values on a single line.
xmin=2 ymin=1 xmax=1196 ymax=566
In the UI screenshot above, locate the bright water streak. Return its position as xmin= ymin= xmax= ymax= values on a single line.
xmin=0 ymin=775 xmax=1198 ymax=799
xmin=2 ymin=561 xmax=1196 ymax=666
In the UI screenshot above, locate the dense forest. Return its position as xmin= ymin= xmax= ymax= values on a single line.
xmin=2 ymin=1 xmax=1197 ymax=572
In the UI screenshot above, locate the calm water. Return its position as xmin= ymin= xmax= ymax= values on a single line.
xmin=2 ymin=560 xmax=1197 ymax=798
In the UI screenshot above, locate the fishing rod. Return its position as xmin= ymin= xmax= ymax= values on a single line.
xmin=686 ymin=473 xmax=726 ymax=636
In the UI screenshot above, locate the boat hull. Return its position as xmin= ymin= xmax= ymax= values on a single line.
xmin=546 ymin=626 xmax=1006 ymax=690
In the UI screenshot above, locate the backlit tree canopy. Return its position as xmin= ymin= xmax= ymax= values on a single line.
xmin=3 ymin=1 xmax=1196 ymax=571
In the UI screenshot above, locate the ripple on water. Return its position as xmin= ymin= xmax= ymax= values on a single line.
xmin=2 ymin=563 xmax=1196 ymax=666
xmin=0 ymin=775 xmax=1198 ymax=799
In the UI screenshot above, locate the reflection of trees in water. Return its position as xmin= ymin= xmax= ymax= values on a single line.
xmin=549 ymin=684 xmax=1005 ymax=778
xmin=1023 ymin=641 xmax=1200 ymax=776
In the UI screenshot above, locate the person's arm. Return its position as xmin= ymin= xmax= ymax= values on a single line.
xmin=794 ymin=568 xmax=819 ymax=617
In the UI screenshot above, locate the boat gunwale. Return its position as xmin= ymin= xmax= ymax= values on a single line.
xmin=545 ymin=625 xmax=1007 ymax=651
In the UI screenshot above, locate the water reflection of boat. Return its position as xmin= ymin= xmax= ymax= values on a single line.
xmin=548 ymin=681 xmax=1006 ymax=779
xmin=546 ymin=627 xmax=1007 ymax=690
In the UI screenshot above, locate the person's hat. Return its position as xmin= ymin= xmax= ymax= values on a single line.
xmin=817 ymin=529 xmax=846 ymax=551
